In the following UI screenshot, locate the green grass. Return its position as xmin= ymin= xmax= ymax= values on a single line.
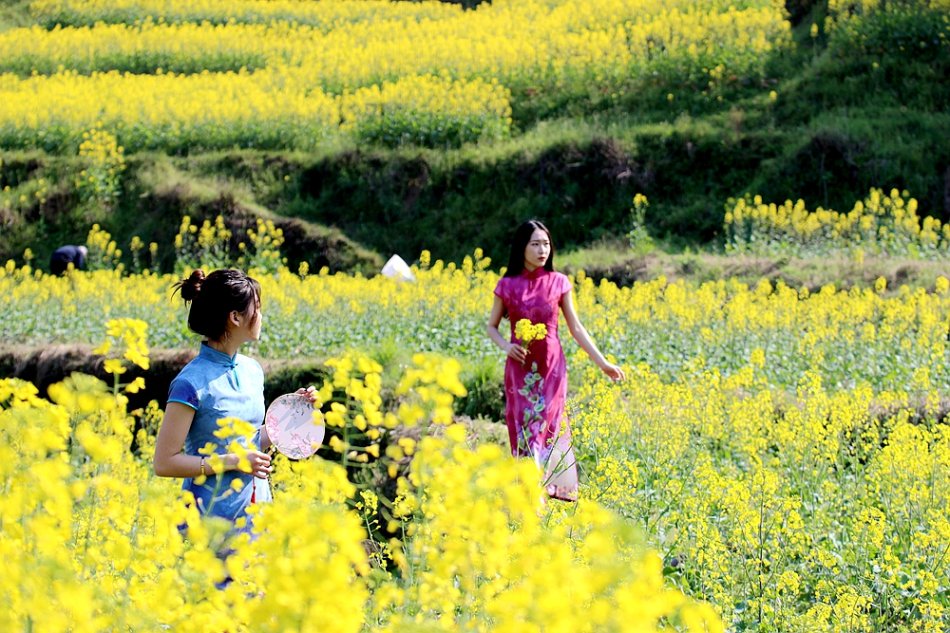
xmin=0 ymin=1 xmax=31 ymax=30
xmin=560 ymin=240 xmax=950 ymax=292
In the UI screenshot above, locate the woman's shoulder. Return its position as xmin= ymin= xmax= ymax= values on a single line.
xmin=493 ymin=274 xmax=512 ymax=296
xmin=171 ymin=356 xmax=204 ymax=384
xmin=168 ymin=363 xmax=204 ymax=406
xmin=235 ymin=354 xmax=264 ymax=375
xmin=551 ymin=270 xmax=572 ymax=291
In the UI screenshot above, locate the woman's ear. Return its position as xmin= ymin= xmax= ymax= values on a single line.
xmin=228 ymin=310 xmax=242 ymax=327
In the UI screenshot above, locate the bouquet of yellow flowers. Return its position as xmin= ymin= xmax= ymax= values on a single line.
xmin=514 ymin=318 xmax=546 ymax=352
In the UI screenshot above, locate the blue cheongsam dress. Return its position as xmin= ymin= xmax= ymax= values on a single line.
xmin=167 ymin=342 xmax=272 ymax=527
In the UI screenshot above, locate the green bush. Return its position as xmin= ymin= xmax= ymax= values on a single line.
xmin=457 ymin=355 xmax=505 ymax=421
xmin=263 ymin=360 xmax=332 ymax=404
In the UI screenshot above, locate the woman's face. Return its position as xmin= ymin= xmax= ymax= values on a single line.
xmin=248 ymin=297 xmax=263 ymax=341
xmin=248 ymin=303 xmax=263 ymax=341
xmin=233 ymin=297 xmax=263 ymax=343
xmin=523 ymin=228 xmax=551 ymax=270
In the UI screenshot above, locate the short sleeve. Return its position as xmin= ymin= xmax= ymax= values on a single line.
xmin=167 ymin=376 xmax=199 ymax=410
xmin=556 ymin=273 xmax=572 ymax=298
xmin=493 ymin=277 xmax=508 ymax=302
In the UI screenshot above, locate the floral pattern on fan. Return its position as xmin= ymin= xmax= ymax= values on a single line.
xmin=264 ymin=393 xmax=325 ymax=459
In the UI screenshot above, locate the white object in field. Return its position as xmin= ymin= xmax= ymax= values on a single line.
xmin=381 ymin=254 xmax=416 ymax=282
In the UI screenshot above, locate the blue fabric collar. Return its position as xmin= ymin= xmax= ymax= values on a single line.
xmin=199 ymin=342 xmax=237 ymax=369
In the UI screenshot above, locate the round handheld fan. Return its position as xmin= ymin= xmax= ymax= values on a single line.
xmin=264 ymin=393 xmax=325 ymax=459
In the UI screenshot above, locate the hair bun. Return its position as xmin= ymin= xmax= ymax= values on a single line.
xmin=178 ymin=269 xmax=206 ymax=301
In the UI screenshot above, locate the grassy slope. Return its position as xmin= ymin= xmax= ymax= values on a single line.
xmin=0 ymin=1 xmax=947 ymax=283
xmin=559 ymin=242 xmax=950 ymax=293
xmin=0 ymin=1 xmax=31 ymax=28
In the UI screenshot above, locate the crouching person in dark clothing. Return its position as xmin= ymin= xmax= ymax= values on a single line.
xmin=50 ymin=245 xmax=88 ymax=275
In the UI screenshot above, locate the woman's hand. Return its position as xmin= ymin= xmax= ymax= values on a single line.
xmin=224 ymin=451 xmax=272 ymax=479
xmin=506 ymin=341 xmax=527 ymax=365
xmin=601 ymin=362 xmax=625 ymax=382
xmin=245 ymin=450 xmax=272 ymax=479
xmin=295 ymin=385 xmax=318 ymax=404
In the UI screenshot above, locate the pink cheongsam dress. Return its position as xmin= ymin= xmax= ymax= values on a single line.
xmin=494 ymin=267 xmax=578 ymax=501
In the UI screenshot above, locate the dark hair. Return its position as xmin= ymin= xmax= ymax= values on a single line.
xmin=504 ymin=219 xmax=555 ymax=277
xmin=173 ymin=269 xmax=261 ymax=341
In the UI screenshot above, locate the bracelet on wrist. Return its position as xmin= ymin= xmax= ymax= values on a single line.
xmin=199 ymin=456 xmax=207 ymax=477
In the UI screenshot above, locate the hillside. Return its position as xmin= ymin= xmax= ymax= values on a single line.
xmin=2 ymin=5 xmax=949 ymax=629
xmin=0 ymin=0 xmax=947 ymax=271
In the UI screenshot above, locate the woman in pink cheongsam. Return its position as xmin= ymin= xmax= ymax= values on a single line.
xmin=486 ymin=220 xmax=625 ymax=501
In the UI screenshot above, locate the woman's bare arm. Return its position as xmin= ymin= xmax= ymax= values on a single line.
xmin=154 ymin=402 xmax=205 ymax=477
xmin=154 ymin=402 xmax=272 ymax=479
xmin=487 ymin=294 xmax=526 ymax=364
xmin=560 ymin=291 xmax=625 ymax=381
